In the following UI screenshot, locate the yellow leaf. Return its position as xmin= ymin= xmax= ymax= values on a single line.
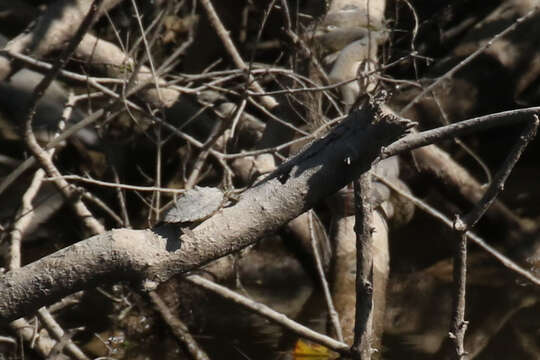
xmin=293 ymin=339 xmax=336 ymax=359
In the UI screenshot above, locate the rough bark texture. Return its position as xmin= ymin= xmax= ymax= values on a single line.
xmin=0 ymin=104 xmax=413 ymax=323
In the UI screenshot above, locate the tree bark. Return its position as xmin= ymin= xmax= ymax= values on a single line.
xmin=0 ymin=104 xmax=413 ymax=324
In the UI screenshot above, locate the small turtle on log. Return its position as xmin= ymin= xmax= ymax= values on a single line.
xmin=163 ymin=186 xmax=224 ymax=226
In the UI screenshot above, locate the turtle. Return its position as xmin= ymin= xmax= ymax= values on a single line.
xmin=163 ymin=186 xmax=225 ymax=225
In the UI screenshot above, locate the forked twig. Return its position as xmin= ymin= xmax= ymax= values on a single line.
xmin=448 ymin=117 xmax=539 ymax=359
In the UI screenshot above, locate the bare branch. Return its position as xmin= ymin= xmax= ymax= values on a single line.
xmin=352 ymin=173 xmax=375 ymax=360
xmin=447 ymin=116 xmax=539 ymax=359
xmin=0 ymin=0 xmax=123 ymax=80
xmin=0 ymin=104 xmax=412 ymax=323
xmin=383 ymin=107 xmax=540 ymax=158
xmin=399 ymin=6 xmax=539 ymax=114
xmin=148 ymin=291 xmax=210 ymax=360
xmin=187 ymin=275 xmax=350 ymax=354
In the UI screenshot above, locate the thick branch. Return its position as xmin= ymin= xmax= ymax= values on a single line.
xmin=0 ymin=0 xmax=123 ymax=80
xmin=0 ymin=104 xmax=413 ymax=323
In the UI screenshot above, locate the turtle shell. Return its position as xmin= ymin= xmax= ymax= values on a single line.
xmin=164 ymin=186 xmax=224 ymax=223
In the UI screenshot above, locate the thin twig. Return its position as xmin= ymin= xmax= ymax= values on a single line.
xmin=129 ymin=0 xmax=167 ymax=223
xmin=449 ymin=232 xmax=468 ymax=360
xmin=400 ymin=6 xmax=538 ymax=115
xmin=46 ymin=175 xmax=186 ymax=194
xmin=228 ymin=98 xmax=247 ymax=140
xmin=7 ymin=168 xmax=47 ymax=269
xmin=383 ymin=107 xmax=540 ymax=158
xmin=112 ymin=168 xmax=131 ymax=228
xmin=0 ymin=108 xmax=109 ymax=197
xmin=130 ymin=0 xmax=165 ymax=104
xmin=185 ymin=119 xmax=227 ymax=190
xmin=48 ymin=292 xmax=84 ymax=314
xmin=199 ymin=0 xmax=279 ymax=110
xmin=456 ymin=117 xmax=540 ymax=230
xmin=21 ymin=0 xmax=105 ymax=235
xmin=308 ymin=211 xmax=344 ymax=342
xmin=448 ymin=117 xmax=539 ymax=359
xmin=37 ymin=308 xmax=89 ymax=360
xmin=186 ymin=275 xmax=350 ymax=354
xmin=80 ymin=190 xmax=125 ymax=227
xmin=374 ymin=175 xmax=540 ymax=286
xmin=148 ymin=291 xmax=210 ymax=360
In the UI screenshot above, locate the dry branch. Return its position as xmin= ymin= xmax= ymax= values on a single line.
xmin=447 ymin=117 xmax=538 ymax=359
xmin=352 ymin=173 xmax=375 ymax=359
xmin=0 ymin=0 xmax=123 ymax=80
xmin=0 ymin=104 xmax=412 ymax=323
